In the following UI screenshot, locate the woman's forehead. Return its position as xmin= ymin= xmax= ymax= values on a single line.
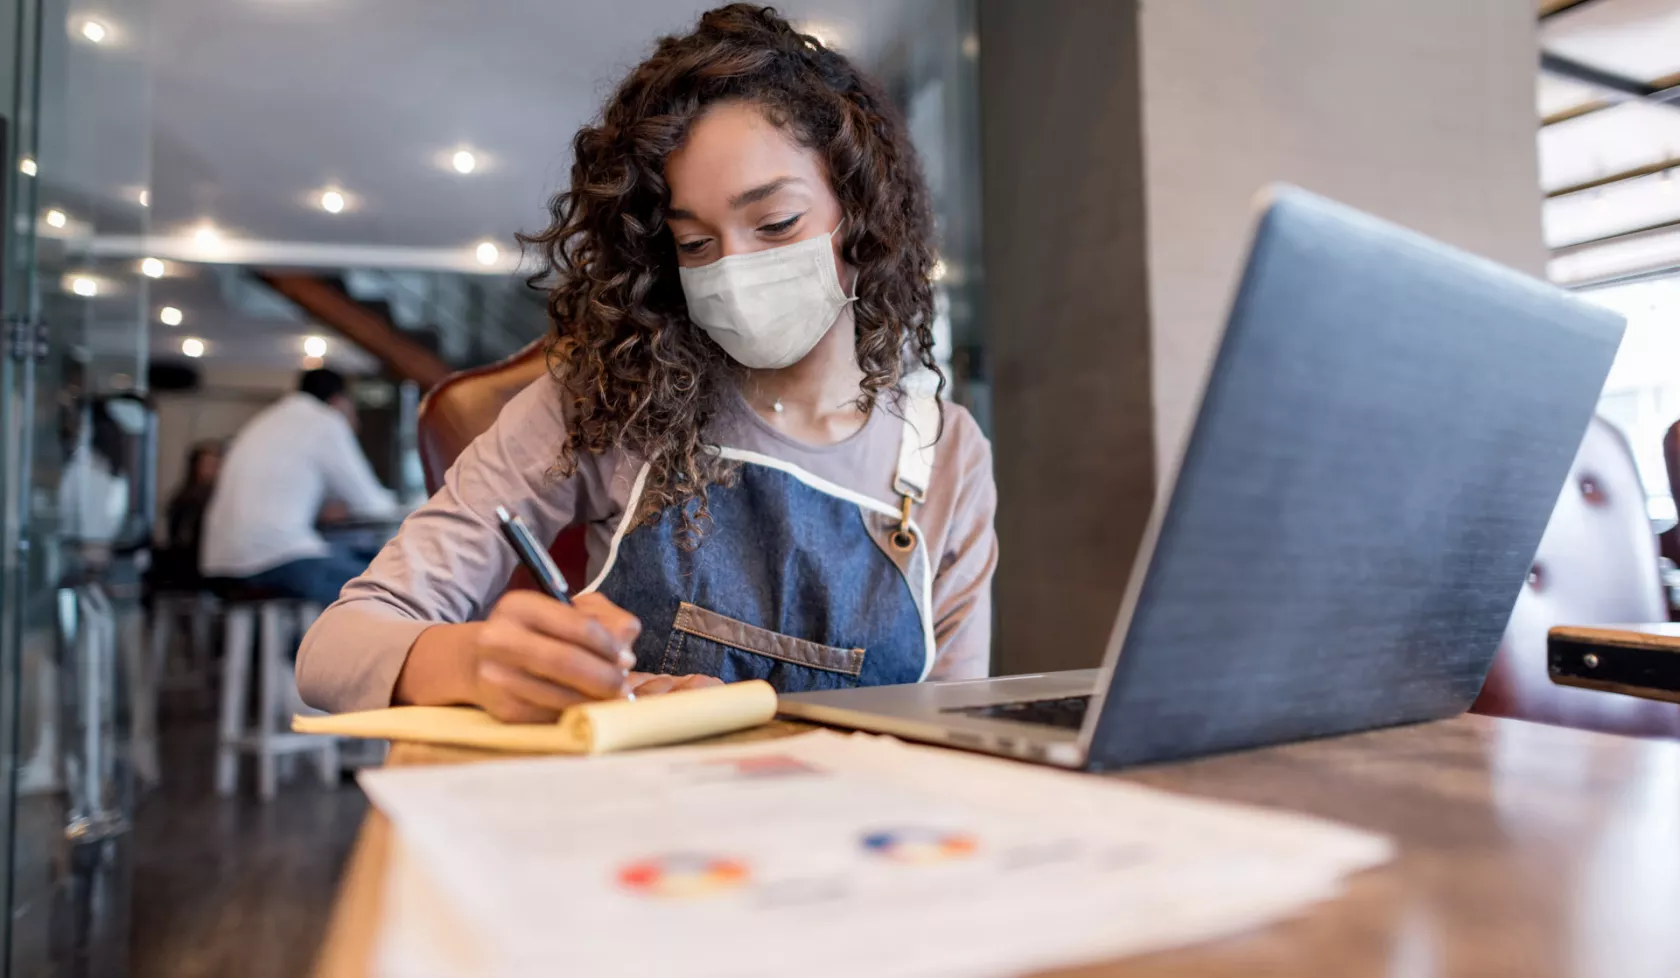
xmin=666 ymin=102 xmax=827 ymax=210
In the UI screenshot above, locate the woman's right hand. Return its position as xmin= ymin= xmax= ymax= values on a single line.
xmin=396 ymin=591 xmax=641 ymax=722
xmin=470 ymin=591 xmax=641 ymax=721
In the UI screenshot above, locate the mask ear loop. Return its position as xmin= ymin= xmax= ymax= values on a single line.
xmin=830 ymin=216 xmax=860 ymax=302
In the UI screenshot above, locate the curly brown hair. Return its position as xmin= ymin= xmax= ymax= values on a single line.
xmin=520 ymin=3 xmax=941 ymax=537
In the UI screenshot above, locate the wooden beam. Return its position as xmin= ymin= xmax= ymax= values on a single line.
xmin=1540 ymin=69 xmax=1680 ymax=128
xmin=1551 ymin=217 xmax=1680 ymax=257
xmin=257 ymin=272 xmax=452 ymax=390
xmin=1538 ymin=0 xmax=1602 ymax=20
xmin=1541 ymin=99 xmax=1610 ymax=126
xmin=1546 ymin=157 xmax=1680 ymax=198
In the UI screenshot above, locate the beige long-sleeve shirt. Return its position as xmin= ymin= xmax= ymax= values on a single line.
xmin=298 ymin=372 xmax=998 ymax=713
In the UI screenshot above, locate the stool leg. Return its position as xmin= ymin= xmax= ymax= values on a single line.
xmin=214 ymin=608 xmax=252 ymax=797
xmin=191 ymin=597 xmax=216 ymax=707
xmin=126 ymin=602 xmax=161 ymax=788
xmin=147 ymin=600 xmax=174 ymax=692
xmin=294 ymin=603 xmax=340 ymax=787
xmin=255 ymin=603 xmax=285 ymax=802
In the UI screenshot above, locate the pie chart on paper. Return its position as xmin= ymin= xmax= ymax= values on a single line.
xmin=860 ymin=827 xmax=980 ymax=864
xmin=617 ymin=853 xmax=751 ymax=898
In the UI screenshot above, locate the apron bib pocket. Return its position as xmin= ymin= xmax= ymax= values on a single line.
xmin=662 ymin=601 xmax=865 ymax=691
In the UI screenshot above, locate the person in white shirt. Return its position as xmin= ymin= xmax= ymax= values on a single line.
xmin=201 ymin=369 xmax=399 ymax=604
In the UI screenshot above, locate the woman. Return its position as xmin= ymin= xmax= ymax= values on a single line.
xmin=299 ymin=4 xmax=997 ymax=719
xmin=156 ymin=440 xmax=223 ymax=587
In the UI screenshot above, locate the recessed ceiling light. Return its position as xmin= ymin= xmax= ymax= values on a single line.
xmin=71 ymin=276 xmax=99 ymax=297
xmin=320 ymin=189 xmax=346 ymax=214
xmin=474 ymin=240 xmax=500 ymax=266
xmin=137 ymin=189 xmax=149 ymax=208
xmin=801 ymin=21 xmax=840 ymax=48
xmin=80 ymin=19 xmax=107 ymax=43
xmin=45 ymin=208 xmax=67 ymax=228
xmin=141 ymin=257 xmax=166 ymax=278
xmin=303 ymin=335 xmax=328 ymax=358
xmin=19 ymin=157 xmax=36 ymax=177
xmin=159 ymin=306 xmax=183 ymax=326
xmin=452 ymin=150 xmax=478 ymax=174
xmin=181 ymin=338 xmax=204 ymax=358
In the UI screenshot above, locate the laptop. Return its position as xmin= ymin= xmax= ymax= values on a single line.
xmin=778 ymin=187 xmax=1627 ymax=771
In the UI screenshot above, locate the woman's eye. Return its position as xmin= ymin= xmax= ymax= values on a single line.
xmin=759 ymin=215 xmax=800 ymax=236
xmin=677 ymin=239 xmax=711 ymax=255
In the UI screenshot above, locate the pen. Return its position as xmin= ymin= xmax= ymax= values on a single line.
xmin=495 ymin=506 xmax=635 ymax=701
xmin=495 ymin=506 xmax=572 ymax=604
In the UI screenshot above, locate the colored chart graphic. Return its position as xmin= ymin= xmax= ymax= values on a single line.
xmin=702 ymin=755 xmax=822 ymax=779
xmin=861 ymin=827 xmax=980 ymax=864
xmin=617 ymin=854 xmax=751 ymax=898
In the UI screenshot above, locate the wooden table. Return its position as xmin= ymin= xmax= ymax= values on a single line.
xmin=314 ymin=715 xmax=1680 ymax=977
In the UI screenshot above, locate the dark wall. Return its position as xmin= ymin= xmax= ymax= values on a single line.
xmin=978 ymin=0 xmax=1156 ymax=675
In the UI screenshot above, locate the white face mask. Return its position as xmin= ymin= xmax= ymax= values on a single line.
xmin=677 ymin=225 xmax=854 ymax=370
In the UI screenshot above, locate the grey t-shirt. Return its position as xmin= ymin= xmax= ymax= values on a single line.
xmin=297 ymin=372 xmax=999 ymax=713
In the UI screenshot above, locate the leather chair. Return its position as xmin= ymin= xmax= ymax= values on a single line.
xmin=417 ymin=340 xmax=590 ymax=590
xmin=1472 ymin=417 xmax=1680 ymax=738
xmin=1659 ymin=419 xmax=1680 ymax=569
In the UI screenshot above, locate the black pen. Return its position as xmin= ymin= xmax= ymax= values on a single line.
xmin=495 ymin=506 xmax=572 ymax=604
xmin=496 ymin=506 xmax=636 ymax=700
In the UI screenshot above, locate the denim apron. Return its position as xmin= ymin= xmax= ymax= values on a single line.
xmin=582 ymin=395 xmax=939 ymax=693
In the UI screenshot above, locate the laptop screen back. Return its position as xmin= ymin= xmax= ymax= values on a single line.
xmin=1084 ymin=189 xmax=1625 ymax=770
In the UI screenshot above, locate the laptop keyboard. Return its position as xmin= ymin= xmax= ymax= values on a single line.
xmin=946 ymin=695 xmax=1092 ymax=730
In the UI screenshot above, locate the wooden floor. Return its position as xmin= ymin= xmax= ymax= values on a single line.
xmin=130 ymin=716 xmax=367 ymax=978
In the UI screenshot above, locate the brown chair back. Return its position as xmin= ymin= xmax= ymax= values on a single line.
xmin=1472 ymin=417 xmax=1680 ymax=737
xmin=417 ymin=340 xmax=589 ymax=590
xmin=1660 ymin=419 xmax=1680 ymax=567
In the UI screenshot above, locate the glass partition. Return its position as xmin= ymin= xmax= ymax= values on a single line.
xmin=2 ymin=0 xmax=153 ymax=972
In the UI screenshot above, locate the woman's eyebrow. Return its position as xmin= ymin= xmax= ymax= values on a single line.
xmin=729 ymin=176 xmax=806 ymax=209
xmin=667 ymin=176 xmax=808 ymax=221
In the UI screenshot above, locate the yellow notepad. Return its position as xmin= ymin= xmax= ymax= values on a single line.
xmin=292 ymin=680 xmax=777 ymax=755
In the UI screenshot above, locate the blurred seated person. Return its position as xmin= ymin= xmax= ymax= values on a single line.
xmin=201 ymin=368 xmax=398 ymax=604
xmin=150 ymin=439 xmax=223 ymax=590
xmin=58 ymin=398 xmax=134 ymax=551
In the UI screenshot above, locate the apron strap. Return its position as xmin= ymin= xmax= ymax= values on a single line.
xmin=891 ymin=390 xmax=940 ymax=549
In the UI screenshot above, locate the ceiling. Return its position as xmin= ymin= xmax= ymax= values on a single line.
xmin=61 ymin=0 xmax=911 ymax=373
xmin=1536 ymin=0 xmax=1680 ymax=286
xmin=143 ymin=0 xmax=906 ymax=266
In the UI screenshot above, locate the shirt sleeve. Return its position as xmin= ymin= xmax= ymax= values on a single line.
xmin=298 ymin=373 xmax=582 ymax=712
xmin=927 ymin=415 xmax=999 ymax=681
xmin=319 ymin=416 xmax=400 ymax=518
